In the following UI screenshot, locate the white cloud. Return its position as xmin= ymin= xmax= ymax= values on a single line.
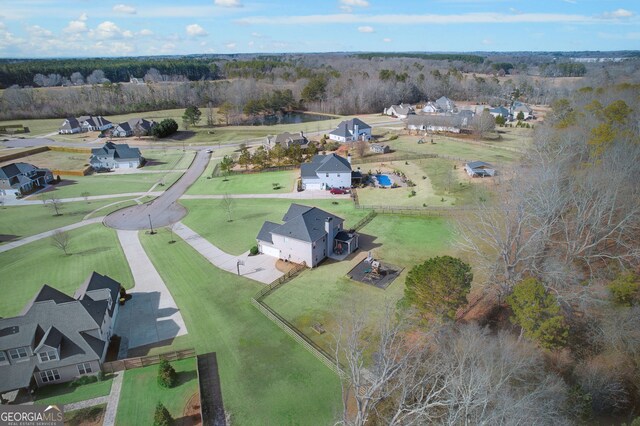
xmin=186 ymin=23 xmax=208 ymax=37
xmin=482 ymin=38 xmax=493 ymax=45
xmin=91 ymin=21 xmax=133 ymax=40
xmin=139 ymin=29 xmax=153 ymax=36
xmin=237 ymin=12 xmax=601 ymax=26
xmin=358 ymin=25 xmax=374 ymax=33
xmin=382 ymin=37 xmax=391 ymax=42
xmin=340 ymin=0 xmax=369 ymax=7
xmin=79 ymin=12 xmax=88 ymax=21
xmin=251 ymin=32 xmax=262 ymax=37
xmin=602 ymin=9 xmax=634 ymax=19
xmin=225 ymin=42 xmax=237 ymax=49
xmin=248 ymin=40 xmax=255 ymax=46
xmin=63 ymin=20 xmax=88 ymax=34
xmin=214 ymin=0 xmax=242 ymax=7
xmin=113 ymin=4 xmax=137 ymax=14
xmin=26 ymin=25 xmax=53 ymax=38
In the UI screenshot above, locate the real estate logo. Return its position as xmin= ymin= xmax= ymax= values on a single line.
xmin=0 ymin=404 xmax=64 ymax=426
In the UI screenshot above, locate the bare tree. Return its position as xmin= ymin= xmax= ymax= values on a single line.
xmin=81 ymin=191 xmax=91 ymax=203
xmin=354 ymin=140 xmax=368 ymax=158
xmin=44 ymin=196 xmax=63 ymax=216
xmin=221 ymin=193 xmax=233 ymax=222
xmin=50 ymin=230 xmax=71 ymax=255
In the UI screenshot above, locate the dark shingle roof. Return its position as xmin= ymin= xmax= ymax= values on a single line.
xmin=466 ymin=161 xmax=492 ymax=169
xmin=256 ymin=221 xmax=280 ymax=244
xmin=91 ymin=142 xmax=142 ymax=161
xmin=330 ymin=118 xmax=371 ymax=137
xmin=302 ymin=154 xmax=351 ymax=176
xmin=60 ymin=117 xmax=80 ymax=130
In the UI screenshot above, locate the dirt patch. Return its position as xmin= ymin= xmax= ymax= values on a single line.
xmin=64 ymin=405 xmax=106 ymax=426
xmin=275 ymin=259 xmax=298 ymax=273
xmin=176 ymin=392 xmax=202 ymax=426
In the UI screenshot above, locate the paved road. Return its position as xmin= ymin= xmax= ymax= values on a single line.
xmin=104 ymin=150 xmax=209 ymax=230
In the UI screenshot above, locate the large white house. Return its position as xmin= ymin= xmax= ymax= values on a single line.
xmin=256 ymin=204 xmax=359 ymax=268
xmin=300 ymin=153 xmax=352 ymax=191
xmin=90 ymin=142 xmax=143 ymax=170
xmin=328 ymin=118 xmax=372 ymax=143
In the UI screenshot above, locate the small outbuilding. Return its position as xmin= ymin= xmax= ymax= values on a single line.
xmin=464 ymin=161 xmax=496 ymax=177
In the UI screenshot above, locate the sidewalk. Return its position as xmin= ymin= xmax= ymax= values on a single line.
xmin=0 ymin=217 xmax=104 ymax=253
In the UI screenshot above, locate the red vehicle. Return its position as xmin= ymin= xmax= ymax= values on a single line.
xmin=329 ymin=188 xmax=347 ymax=195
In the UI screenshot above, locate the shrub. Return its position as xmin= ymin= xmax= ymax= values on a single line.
xmin=249 ymin=245 xmax=259 ymax=256
xmin=152 ymin=119 xmax=179 ymax=138
xmin=409 ymin=190 xmax=416 ymax=197
xmin=388 ymin=134 xmax=399 ymax=141
xmin=154 ymin=402 xmax=174 ymax=426
xmin=70 ymin=375 xmax=98 ymax=387
xmin=157 ymin=360 xmax=177 ymax=388
xmin=609 ymin=272 xmax=640 ymax=306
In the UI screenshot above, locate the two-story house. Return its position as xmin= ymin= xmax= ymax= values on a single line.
xmin=0 ymin=272 xmax=121 ymax=398
xmin=300 ymin=153 xmax=352 ymax=191
xmin=89 ymin=142 xmax=144 ymax=170
xmin=328 ymin=118 xmax=372 ymax=143
xmin=256 ymin=204 xmax=359 ymax=268
xmin=0 ymin=163 xmax=54 ymax=198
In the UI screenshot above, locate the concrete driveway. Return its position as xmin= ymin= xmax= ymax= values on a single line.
xmin=114 ymin=230 xmax=188 ymax=353
xmin=174 ymin=222 xmax=284 ymax=284
xmin=104 ymin=149 xmax=210 ymax=230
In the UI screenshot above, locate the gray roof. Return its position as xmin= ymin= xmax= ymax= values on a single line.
xmin=0 ymin=163 xmax=37 ymax=180
xmin=0 ymin=274 xmax=120 ymax=393
xmin=435 ymin=96 xmax=456 ymax=110
xmin=79 ymin=116 xmax=112 ymax=128
xmin=302 ymin=154 xmax=351 ymax=177
xmin=407 ymin=115 xmax=463 ymax=128
xmin=274 ymin=132 xmax=307 ymax=145
xmin=329 ymin=118 xmax=371 ymax=137
xmin=59 ymin=117 xmax=80 ymax=130
xmin=256 ymin=221 xmax=280 ymax=244
xmin=91 ymin=142 xmax=142 ymax=161
xmin=388 ymin=104 xmax=414 ymax=116
xmin=257 ymin=204 xmax=344 ymax=244
xmin=489 ymin=106 xmax=510 ymax=117
xmin=115 ymin=118 xmax=155 ymax=134
xmin=466 ymin=161 xmax=492 ymax=169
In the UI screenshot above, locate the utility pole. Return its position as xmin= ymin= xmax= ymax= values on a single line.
xmin=148 ymin=214 xmax=155 ymax=234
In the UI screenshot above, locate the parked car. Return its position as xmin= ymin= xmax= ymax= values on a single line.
xmin=329 ymin=188 xmax=347 ymax=195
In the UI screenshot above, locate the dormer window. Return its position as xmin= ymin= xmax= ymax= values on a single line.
xmin=38 ymin=350 xmax=59 ymax=363
xmin=8 ymin=347 xmax=28 ymax=360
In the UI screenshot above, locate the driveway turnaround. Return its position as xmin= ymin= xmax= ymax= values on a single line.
xmin=114 ymin=230 xmax=188 ymax=352
xmin=173 ymin=222 xmax=285 ymax=284
xmin=104 ymin=150 xmax=210 ymax=230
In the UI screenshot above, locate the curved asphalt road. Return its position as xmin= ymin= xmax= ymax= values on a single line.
xmin=104 ymin=150 xmax=209 ymax=230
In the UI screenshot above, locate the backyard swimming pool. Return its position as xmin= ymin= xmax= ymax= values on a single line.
xmin=375 ymin=174 xmax=393 ymax=187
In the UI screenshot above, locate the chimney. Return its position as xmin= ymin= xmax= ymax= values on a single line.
xmin=347 ymin=153 xmax=352 ymax=165
xmin=325 ymin=217 xmax=334 ymax=256
xmin=353 ymin=123 xmax=359 ymax=140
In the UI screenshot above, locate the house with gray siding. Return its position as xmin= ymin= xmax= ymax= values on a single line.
xmin=90 ymin=142 xmax=143 ymax=170
xmin=300 ymin=153 xmax=352 ymax=191
xmin=0 ymin=162 xmax=54 ymax=198
xmin=0 ymin=273 xmax=121 ymax=398
xmin=111 ymin=118 xmax=156 ymax=138
xmin=256 ymin=204 xmax=359 ymax=268
xmin=79 ymin=116 xmax=113 ymax=132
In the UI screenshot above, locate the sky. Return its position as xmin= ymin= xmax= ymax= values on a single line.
xmin=0 ymin=0 xmax=638 ymax=58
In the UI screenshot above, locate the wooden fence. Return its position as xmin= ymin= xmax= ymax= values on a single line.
xmin=355 ymin=204 xmax=473 ymax=216
xmin=102 ymin=348 xmax=196 ymax=373
xmin=352 ymin=210 xmax=377 ymax=230
xmin=52 ymin=165 xmax=93 ymax=177
xmin=0 ymin=146 xmax=49 ymax=163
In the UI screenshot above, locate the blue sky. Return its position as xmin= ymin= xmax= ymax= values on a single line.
xmin=0 ymin=0 xmax=638 ymax=58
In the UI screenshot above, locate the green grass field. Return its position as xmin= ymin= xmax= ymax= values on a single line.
xmin=0 ymin=224 xmax=133 ymax=317
xmin=35 ymin=377 xmax=113 ymax=406
xmin=139 ymin=232 xmax=341 ymax=425
xmin=0 ymin=197 xmax=129 ymax=241
xmin=186 ymin=169 xmax=298 ymax=195
xmin=116 ymin=358 xmax=198 ymax=426
xmin=31 ymin=171 xmax=182 ymax=199
xmin=265 ymin=215 xmax=454 ymax=353
xmin=142 ymin=149 xmax=195 ymax=170
xmin=180 ymin=198 xmax=370 ymax=255
xmin=0 ymin=149 xmax=89 ymax=171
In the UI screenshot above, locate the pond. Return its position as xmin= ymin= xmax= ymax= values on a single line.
xmin=243 ymin=112 xmax=338 ymax=126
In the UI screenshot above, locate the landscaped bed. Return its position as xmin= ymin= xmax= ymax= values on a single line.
xmin=64 ymin=403 xmax=107 ymax=426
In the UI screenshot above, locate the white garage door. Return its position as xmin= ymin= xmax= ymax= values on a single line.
xmin=260 ymin=244 xmax=280 ymax=258
xmin=304 ymin=182 xmax=323 ymax=191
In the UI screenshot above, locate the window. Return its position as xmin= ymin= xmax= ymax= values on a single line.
xmin=8 ymin=347 xmax=28 ymax=360
xmin=0 ymin=351 xmax=7 ymax=363
xmin=38 ymin=350 xmax=58 ymax=363
xmin=326 ymin=173 xmax=329 ymax=177
xmin=77 ymin=362 xmax=93 ymax=375
xmin=40 ymin=369 xmax=60 ymax=383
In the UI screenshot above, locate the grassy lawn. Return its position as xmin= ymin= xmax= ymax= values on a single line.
xmin=0 ymin=149 xmax=89 ymax=170
xmin=140 ymin=231 xmax=341 ymax=425
xmin=0 ymin=197 xmax=135 ymax=241
xmin=180 ymin=198 xmax=370 ymax=255
xmin=265 ymin=215 xmax=454 ymax=354
xmin=30 ymin=171 xmax=182 ymax=199
xmin=0 ymin=224 xmax=133 ymax=317
xmin=116 ymin=358 xmax=198 ymax=426
xmin=143 ymin=148 xmax=195 ymax=170
xmin=186 ymin=169 xmax=298 ymax=195
xmin=35 ymin=377 xmax=113 ymax=406
xmin=0 ymin=117 xmax=64 ymax=137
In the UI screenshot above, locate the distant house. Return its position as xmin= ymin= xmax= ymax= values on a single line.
xmin=59 ymin=117 xmax=82 ymax=134
xmin=256 ymin=204 xmax=359 ymax=268
xmin=329 ymin=118 xmax=372 ymax=143
xmin=489 ymin=106 xmax=510 ymax=119
xmin=0 ymin=163 xmax=53 ymax=197
xmin=0 ymin=272 xmax=121 ymax=396
xmin=78 ymin=116 xmax=113 ymax=132
xmin=435 ymin=96 xmax=457 ymax=113
xmin=265 ymin=131 xmax=309 ymax=150
xmin=111 ymin=118 xmax=156 ymax=138
xmin=370 ymin=143 xmax=390 ymax=154
xmin=511 ymin=101 xmax=533 ymax=120
xmin=90 ymin=142 xmax=143 ymax=170
xmin=300 ymin=153 xmax=352 ymax=191
xmin=421 ymin=102 xmax=442 ymax=114
xmin=464 ymin=161 xmax=496 ymax=177
xmin=384 ymin=103 xmax=415 ymax=119
xmin=406 ymin=115 xmax=464 ymax=133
